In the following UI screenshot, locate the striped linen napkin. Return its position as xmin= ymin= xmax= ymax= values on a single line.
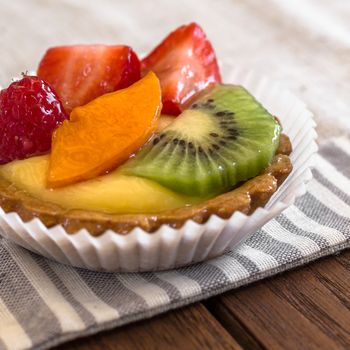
xmin=0 ymin=136 xmax=349 ymax=350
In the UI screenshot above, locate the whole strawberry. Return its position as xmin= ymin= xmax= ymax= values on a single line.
xmin=0 ymin=75 xmax=68 ymax=164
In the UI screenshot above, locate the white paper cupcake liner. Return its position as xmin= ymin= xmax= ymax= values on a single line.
xmin=0 ymin=64 xmax=318 ymax=272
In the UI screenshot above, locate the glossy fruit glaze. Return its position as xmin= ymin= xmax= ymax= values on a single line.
xmin=0 ymin=76 xmax=68 ymax=164
xmin=142 ymin=22 xmax=221 ymax=115
xmin=38 ymin=45 xmax=141 ymax=114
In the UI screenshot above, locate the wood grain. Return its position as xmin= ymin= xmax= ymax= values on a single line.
xmin=55 ymin=252 xmax=350 ymax=350
xmin=55 ymin=303 xmax=241 ymax=350
xmin=207 ymin=251 xmax=350 ymax=350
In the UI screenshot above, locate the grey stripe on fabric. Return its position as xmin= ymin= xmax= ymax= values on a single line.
xmin=0 ymin=272 xmax=5 ymax=284
xmin=296 ymin=192 xmax=350 ymax=238
xmin=313 ymin=169 xmax=350 ymax=206
xmin=77 ymin=269 xmax=148 ymax=316
xmin=246 ymin=229 xmax=303 ymax=264
xmin=276 ymin=214 xmax=330 ymax=249
xmin=0 ymin=138 xmax=350 ymax=350
xmin=0 ymin=241 xmax=61 ymax=345
xmin=30 ymin=253 xmax=95 ymax=327
xmin=228 ymin=251 xmax=260 ymax=274
xmin=141 ymin=273 xmax=181 ymax=302
xmin=320 ymin=142 xmax=350 ymax=177
xmin=178 ymin=263 xmax=230 ymax=291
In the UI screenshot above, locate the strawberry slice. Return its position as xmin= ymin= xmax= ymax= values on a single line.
xmin=37 ymin=45 xmax=141 ymax=114
xmin=141 ymin=23 xmax=221 ymax=115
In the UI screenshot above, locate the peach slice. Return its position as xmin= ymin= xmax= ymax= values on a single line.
xmin=48 ymin=72 xmax=162 ymax=188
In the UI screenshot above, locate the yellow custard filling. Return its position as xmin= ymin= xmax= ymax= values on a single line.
xmin=0 ymin=155 xmax=202 ymax=214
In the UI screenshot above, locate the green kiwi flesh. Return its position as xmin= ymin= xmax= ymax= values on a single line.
xmin=121 ymin=84 xmax=281 ymax=197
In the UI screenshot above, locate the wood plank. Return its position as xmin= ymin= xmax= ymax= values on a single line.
xmin=206 ymin=251 xmax=350 ymax=350
xmin=55 ymin=303 xmax=241 ymax=350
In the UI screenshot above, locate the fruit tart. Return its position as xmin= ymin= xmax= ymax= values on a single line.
xmin=0 ymin=23 xmax=292 ymax=236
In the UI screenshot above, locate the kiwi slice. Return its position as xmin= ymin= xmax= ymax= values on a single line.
xmin=121 ymin=84 xmax=281 ymax=197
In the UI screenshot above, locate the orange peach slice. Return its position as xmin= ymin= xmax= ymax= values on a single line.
xmin=48 ymin=72 xmax=162 ymax=188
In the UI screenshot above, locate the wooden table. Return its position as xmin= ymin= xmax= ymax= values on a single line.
xmin=56 ymin=250 xmax=350 ymax=350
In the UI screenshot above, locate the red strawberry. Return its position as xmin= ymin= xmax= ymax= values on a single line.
xmin=0 ymin=76 xmax=68 ymax=164
xmin=37 ymin=45 xmax=141 ymax=114
xmin=141 ymin=23 xmax=221 ymax=115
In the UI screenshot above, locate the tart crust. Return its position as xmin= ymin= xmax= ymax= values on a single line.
xmin=0 ymin=134 xmax=292 ymax=235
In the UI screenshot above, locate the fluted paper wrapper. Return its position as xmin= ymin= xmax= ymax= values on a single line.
xmin=0 ymin=64 xmax=318 ymax=272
